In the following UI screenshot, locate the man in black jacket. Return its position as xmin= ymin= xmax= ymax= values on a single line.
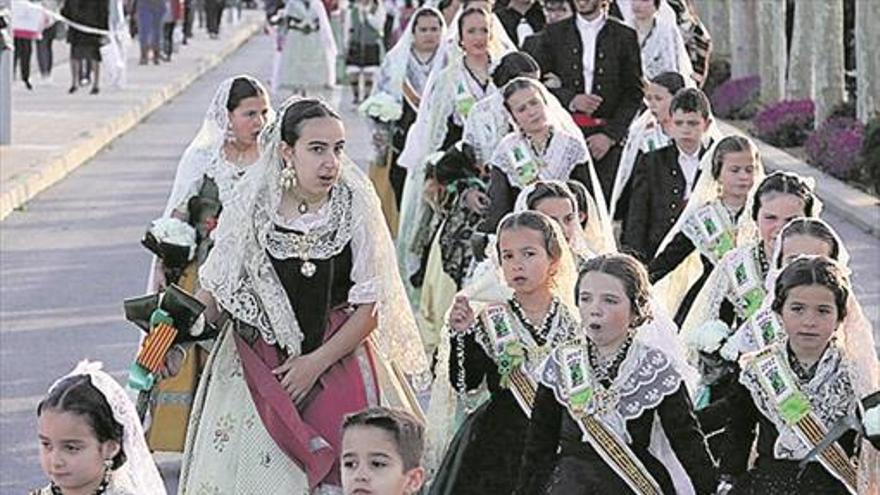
xmin=621 ymin=87 xmax=713 ymax=262
xmin=524 ymin=0 xmax=643 ymax=201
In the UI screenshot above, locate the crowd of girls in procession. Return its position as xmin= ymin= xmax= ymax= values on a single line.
xmin=29 ymin=0 xmax=878 ymax=494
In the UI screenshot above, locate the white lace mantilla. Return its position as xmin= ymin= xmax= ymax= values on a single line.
xmin=740 ymin=340 xmax=857 ymax=461
xmin=462 ymin=93 xmax=512 ymax=164
xmin=263 ymin=181 xmax=354 ymax=261
xmin=490 ymin=129 xmax=588 ymax=189
xmin=540 ymin=340 xmax=685 ymax=443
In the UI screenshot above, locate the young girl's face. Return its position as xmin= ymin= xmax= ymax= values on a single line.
xmin=757 ymin=192 xmax=807 ymax=247
xmin=228 ymin=94 xmax=270 ymax=147
xmin=507 ymin=85 xmax=548 ymax=135
xmin=459 ymin=13 xmax=490 ymax=57
xmin=341 ymin=426 xmax=424 ymax=495
xmin=645 ymin=83 xmax=674 ymax=122
xmin=780 ymin=284 xmax=840 ymax=358
xmin=533 ymin=197 xmax=578 ymax=244
xmin=780 ymin=234 xmax=833 ymax=266
xmin=412 ymin=15 xmax=443 ymax=54
xmin=578 ymin=271 xmax=633 ymax=349
xmin=499 ymin=227 xmax=557 ymax=296
xmin=718 ymin=150 xmax=757 ymax=200
xmin=38 ymin=410 xmax=119 ymax=494
xmin=631 ymin=0 xmax=657 ymax=21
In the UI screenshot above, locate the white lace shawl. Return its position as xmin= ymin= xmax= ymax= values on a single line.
xmin=489 ymin=128 xmax=588 ymax=188
xmin=462 ymin=92 xmax=511 ymax=165
xmin=638 ymin=16 xmax=694 ymax=82
xmin=47 ymin=361 xmax=167 ymax=495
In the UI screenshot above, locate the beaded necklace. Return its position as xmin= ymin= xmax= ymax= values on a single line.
xmin=508 ymin=297 xmax=559 ymax=346
xmin=587 ymin=331 xmax=635 ymax=384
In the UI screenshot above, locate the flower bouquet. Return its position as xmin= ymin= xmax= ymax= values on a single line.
xmin=359 ymin=91 xmax=403 ymax=123
xmin=142 ymin=217 xmax=197 ymax=285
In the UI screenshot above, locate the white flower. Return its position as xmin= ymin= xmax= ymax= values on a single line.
xmin=359 ymin=92 xmax=403 ymax=122
xmin=865 ymin=403 xmax=880 ymax=438
xmin=686 ymin=319 xmax=731 ymax=354
xmin=149 ymin=217 xmax=197 ymax=255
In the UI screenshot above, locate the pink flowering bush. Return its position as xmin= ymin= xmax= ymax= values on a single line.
xmin=753 ymin=99 xmax=815 ymax=147
xmin=859 ymin=118 xmax=880 ymax=193
xmin=710 ymin=75 xmax=760 ymax=119
xmin=805 ymin=117 xmax=865 ymax=181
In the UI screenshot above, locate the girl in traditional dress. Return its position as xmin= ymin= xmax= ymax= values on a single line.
xmin=346 ymin=0 xmax=386 ymax=104
xmin=609 ymin=71 xmax=685 ymax=220
xmin=359 ymin=6 xmax=446 ymax=229
xmin=395 ymin=6 xmax=508 ymax=304
xmin=277 ymin=0 xmax=338 ymax=96
xmin=429 ymin=210 xmax=581 ymax=494
xmin=32 ymin=361 xmax=166 ymax=495
xmin=179 ymin=98 xmax=430 ymax=493
xmin=650 ymin=135 xmax=764 ymax=325
xmin=720 ymin=256 xmax=879 ymax=495
xmin=517 ymin=253 xmax=717 ymax=495
xmin=142 ymin=75 xmax=271 ymax=453
xmin=481 ymin=77 xmax=611 ymax=248
xmin=679 ymin=171 xmax=818 ymax=449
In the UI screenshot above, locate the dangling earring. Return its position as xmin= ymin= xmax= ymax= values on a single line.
xmin=280 ymin=160 xmax=297 ymax=190
xmin=100 ymin=458 xmax=113 ymax=488
xmin=226 ymin=122 xmax=237 ymax=144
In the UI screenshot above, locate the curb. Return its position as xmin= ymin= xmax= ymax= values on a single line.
xmin=717 ymin=121 xmax=880 ymax=238
xmin=0 ymin=17 xmax=264 ymax=221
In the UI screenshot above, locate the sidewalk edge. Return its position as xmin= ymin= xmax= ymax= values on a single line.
xmin=0 ymin=19 xmax=263 ymax=221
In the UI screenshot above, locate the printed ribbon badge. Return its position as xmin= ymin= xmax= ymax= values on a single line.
xmin=696 ymin=204 xmax=735 ymax=261
xmin=561 ymin=347 xmax=593 ymax=412
xmin=755 ymin=351 xmax=811 ymax=425
xmin=730 ymin=252 xmax=766 ymax=318
xmin=509 ymin=143 xmax=539 ymax=186
xmin=455 ymin=81 xmax=476 ymax=119
xmin=484 ymin=305 xmax=525 ymax=387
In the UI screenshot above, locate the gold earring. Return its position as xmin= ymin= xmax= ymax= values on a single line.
xmin=280 ymin=160 xmax=297 ymax=190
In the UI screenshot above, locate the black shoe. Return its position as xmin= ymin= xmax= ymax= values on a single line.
xmin=90 ymin=87 xmax=100 ymax=95
xmin=24 ymin=80 xmax=33 ymax=90
xmin=68 ymin=85 xmax=77 ymax=94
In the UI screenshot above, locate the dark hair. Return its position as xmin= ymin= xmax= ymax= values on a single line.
xmin=410 ymin=7 xmax=443 ymax=33
xmin=343 ymin=407 xmax=425 ymax=471
xmin=772 ymin=256 xmax=849 ymax=323
xmin=777 ymin=218 xmax=841 ymax=267
xmin=670 ymin=87 xmax=712 ymax=120
xmin=502 ymin=77 xmax=545 ymax=114
xmin=457 ymin=6 xmax=490 ymax=39
xmin=280 ymin=98 xmax=342 ymax=146
xmin=226 ymin=77 xmax=264 ymax=112
xmin=462 ymin=0 xmax=492 ymax=9
xmin=648 ymin=71 xmax=686 ymax=97
xmin=751 ymin=171 xmax=815 ymax=221
xmin=544 ymin=0 xmax=575 ymax=13
xmin=710 ymin=135 xmax=759 ymax=179
xmin=37 ymin=375 xmax=126 ymax=469
xmin=496 ymin=210 xmax=565 ymax=262
xmin=652 ymin=0 xmax=661 ymax=8
xmin=492 ymin=51 xmax=540 ymax=88
xmin=576 ymin=254 xmax=653 ymax=327
xmin=566 ymin=180 xmax=590 ymax=225
xmin=526 ymin=181 xmax=578 ymax=215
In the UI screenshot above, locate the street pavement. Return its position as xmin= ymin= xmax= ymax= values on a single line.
xmin=1 ymin=29 xmax=878 ymax=495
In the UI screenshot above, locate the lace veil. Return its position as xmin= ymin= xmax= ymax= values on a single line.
xmin=48 ymin=361 xmax=167 ymax=495
xmin=199 ymin=96 xmax=431 ymax=386
xmin=162 ymin=75 xmax=273 ymax=217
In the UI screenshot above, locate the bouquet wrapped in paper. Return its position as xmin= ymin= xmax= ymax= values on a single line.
xmin=359 ymin=91 xmax=404 ymax=123
xmin=142 ymin=218 xmax=197 ymax=285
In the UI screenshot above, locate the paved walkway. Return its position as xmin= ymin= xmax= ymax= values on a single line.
xmin=0 ymin=10 xmax=264 ymax=220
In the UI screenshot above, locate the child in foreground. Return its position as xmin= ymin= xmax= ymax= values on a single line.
xmin=341 ymin=407 xmax=427 ymax=495
xmin=34 ymin=361 xmax=166 ymax=495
